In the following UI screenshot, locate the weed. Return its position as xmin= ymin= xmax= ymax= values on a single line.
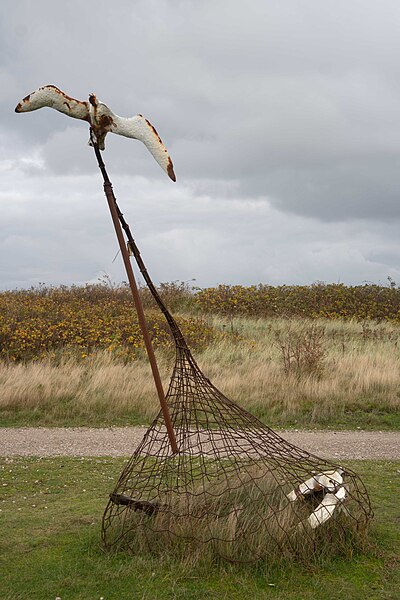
xmin=274 ymin=321 xmax=326 ymax=378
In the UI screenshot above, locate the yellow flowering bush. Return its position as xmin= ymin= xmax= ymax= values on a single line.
xmin=2 ymin=281 xmax=400 ymax=363
xmin=0 ymin=285 xmax=214 ymax=362
xmin=196 ymin=282 xmax=400 ymax=322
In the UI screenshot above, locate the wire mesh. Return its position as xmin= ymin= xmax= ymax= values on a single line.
xmin=101 ymin=188 xmax=373 ymax=564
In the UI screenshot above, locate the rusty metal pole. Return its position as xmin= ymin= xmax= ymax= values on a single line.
xmin=92 ymin=142 xmax=178 ymax=455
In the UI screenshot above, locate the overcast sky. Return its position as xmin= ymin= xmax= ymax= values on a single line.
xmin=1 ymin=0 xmax=400 ymax=290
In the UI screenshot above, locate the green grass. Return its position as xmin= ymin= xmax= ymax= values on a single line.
xmin=0 ymin=406 xmax=148 ymax=429
xmin=0 ymin=458 xmax=399 ymax=599
xmin=1 ymin=402 xmax=400 ymax=431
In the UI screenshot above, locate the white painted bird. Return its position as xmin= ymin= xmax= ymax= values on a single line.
xmin=15 ymin=85 xmax=176 ymax=181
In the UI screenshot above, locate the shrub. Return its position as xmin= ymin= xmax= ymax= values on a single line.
xmin=0 ymin=285 xmax=214 ymax=362
xmin=196 ymin=282 xmax=400 ymax=322
xmin=274 ymin=321 xmax=326 ymax=378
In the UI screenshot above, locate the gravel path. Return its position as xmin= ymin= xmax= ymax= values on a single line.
xmin=0 ymin=427 xmax=399 ymax=460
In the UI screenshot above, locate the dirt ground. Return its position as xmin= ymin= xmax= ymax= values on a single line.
xmin=0 ymin=427 xmax=399 ymax=459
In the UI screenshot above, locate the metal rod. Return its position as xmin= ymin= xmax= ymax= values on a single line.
xmin=92 ymin=141 xmax=178 ymax=455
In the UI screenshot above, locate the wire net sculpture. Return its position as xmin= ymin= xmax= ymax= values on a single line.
xmin=102 ymin=215 xmax=373 ymax=565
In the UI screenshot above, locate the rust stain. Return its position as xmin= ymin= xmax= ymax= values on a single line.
xmin=98 ymin=114 xmax=115 ymax=130
xmin=15 ymin=93 xmax=30 ymax=111
xmin=45 ymin=84 xmax=61 ymax=92
xmin=167 ymin=157 xmax=176 ymax=182
xmin=45 ymin=84 xmax=87 ymax=106
xmin=145 ymin=118 xmax=163 ymax=144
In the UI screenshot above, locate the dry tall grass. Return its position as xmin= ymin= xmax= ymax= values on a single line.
xmin=1 ymin=317 xmax=399 ymax=427
xmin=0 ymin=351 xmax=167 ymax=424
xmin=105 ymin=465 xmax=367 ymax=565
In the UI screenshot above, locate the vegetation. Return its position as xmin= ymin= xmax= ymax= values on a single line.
xmin=0 ymin=457 xmax=398 ymax=599
xmin=1 ymin=314 xmax=400 ymax=429
xmin=1 ymin=283 xmax=400 ymax=429
xmin=0 ymin=284 xmax=214 ymax=362
xmin=197 ymin=280 xmax=400 ymax=321
xmin=1 ymin=284 xmax=398 ymax=596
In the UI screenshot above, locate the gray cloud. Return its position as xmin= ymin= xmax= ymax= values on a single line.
xmin=1 ymin=0 xmax=400 ymax=289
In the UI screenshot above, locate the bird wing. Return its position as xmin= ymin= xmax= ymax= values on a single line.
xmin=111 ymin=113 xmax=176 ymax=181
xmin=308 ymin=493 xmax=340 ymax=529
xmin=15 ymin=85 xmax=90 ymax=122
xmin=287 ymin=476 xmax=320 ymax=501
xmin=314 ymin=470 xmax=343 ymax=492
xmin=308 ymin=485 xmax=346 ymax=529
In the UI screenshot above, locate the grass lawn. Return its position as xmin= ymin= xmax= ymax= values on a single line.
xmin=0 ymin=457 xmax=399 ymax=599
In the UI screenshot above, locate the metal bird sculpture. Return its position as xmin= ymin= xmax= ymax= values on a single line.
xmin=287 ymin=467 xmax=344 ymax=502
xmin=287 ymin=467 xmax=347 ymax=529
xmin=15 ymin=84 xmax=176 ymax=181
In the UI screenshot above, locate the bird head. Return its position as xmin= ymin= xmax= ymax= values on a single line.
xmin=88 ymin=93 xmax=98 ymax=108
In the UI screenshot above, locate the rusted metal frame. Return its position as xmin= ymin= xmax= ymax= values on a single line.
xmin=92 ymin=140 xmax=178 ymax=454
